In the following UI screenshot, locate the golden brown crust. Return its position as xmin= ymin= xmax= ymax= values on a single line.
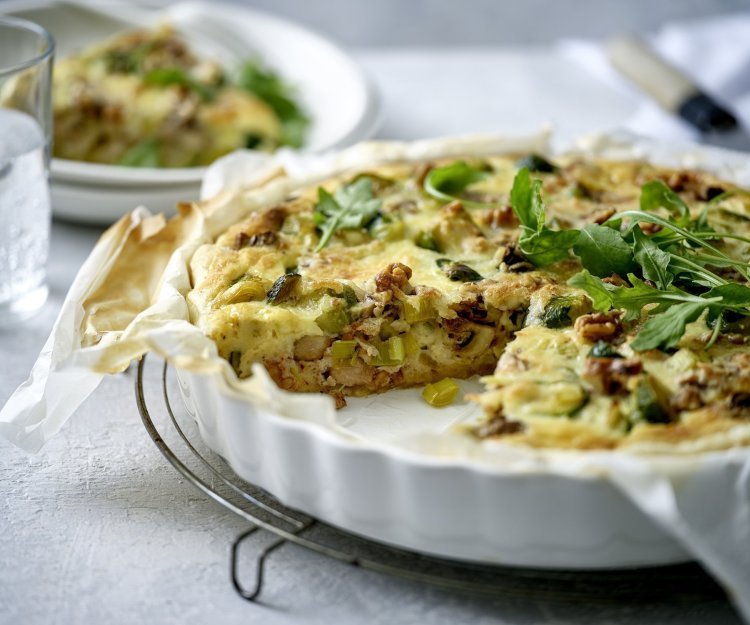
xmin=82 ymin=203 xmax=203 ymax=345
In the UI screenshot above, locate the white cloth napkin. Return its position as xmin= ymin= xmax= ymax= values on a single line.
xmin=560 ymin=12 xmax=750 ymax=143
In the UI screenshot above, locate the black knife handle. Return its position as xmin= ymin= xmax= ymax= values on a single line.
xmin=678 ymin=93 xmax=738 ymax=133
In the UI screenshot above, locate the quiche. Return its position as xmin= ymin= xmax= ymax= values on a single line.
xmin=53 ymin=26 xmax=308 ymax=167
xmin=187 ymin=152 xmax=750 ymax=449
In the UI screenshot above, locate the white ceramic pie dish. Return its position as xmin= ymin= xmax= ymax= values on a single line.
xmin=176 ymin=367 xmax=692 ymax=569
xmin=1 ymin=0 xmax=380 ymax=223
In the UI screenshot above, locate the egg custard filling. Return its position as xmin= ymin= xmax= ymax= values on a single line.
xmin=188 ymin=153 xmax=750 ymax=449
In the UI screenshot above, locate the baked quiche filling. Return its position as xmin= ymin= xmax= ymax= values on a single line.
xmin=188 ymin=154 xmax=750 ymax=449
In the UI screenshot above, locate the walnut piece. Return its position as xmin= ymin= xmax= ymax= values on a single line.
xmin=374 ymin=262 xmax=413 ymax=293
xmin=574 ymin=311 xmax=623 ymax=342
xmin=582 ymin=358 xmax=642 ymax=395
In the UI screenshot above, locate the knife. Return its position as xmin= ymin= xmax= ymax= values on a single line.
xmin=607 ymin=36 xmax=750 ymax=152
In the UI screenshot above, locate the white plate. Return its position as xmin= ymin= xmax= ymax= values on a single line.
xmin=2 ymin=0 xmax=380 ymax=224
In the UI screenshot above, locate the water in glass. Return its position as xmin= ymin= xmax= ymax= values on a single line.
xmin=0 ymin=108 xmax=50 ymax=322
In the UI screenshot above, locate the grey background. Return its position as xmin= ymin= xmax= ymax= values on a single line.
xmin=159 ymin=0 xmax=748 ymax=46
xmin=2 ymin=0 xmax=745 ymax=45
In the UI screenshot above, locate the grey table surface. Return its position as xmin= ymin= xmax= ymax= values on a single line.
xmin=2 ymin=3 xmax=749 ymax=623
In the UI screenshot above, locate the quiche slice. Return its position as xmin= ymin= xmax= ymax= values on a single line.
xmin=52 ymin=25 xmax=307 ymax=167
xmin=187 ymin=152 xmax=750 ymax=449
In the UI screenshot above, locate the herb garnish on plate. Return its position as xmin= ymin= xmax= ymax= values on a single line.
xmin=238 ymin=59 xmax=310 ymax=148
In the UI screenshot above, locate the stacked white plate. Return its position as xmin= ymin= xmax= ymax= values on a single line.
xmin=2 ymin=0 xmax=380 ymax=223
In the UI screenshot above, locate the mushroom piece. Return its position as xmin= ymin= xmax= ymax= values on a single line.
xmin=293 ymin=335 xmax=333 ymax=361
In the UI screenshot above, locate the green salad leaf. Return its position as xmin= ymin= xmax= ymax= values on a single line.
xmin=631 ymin=226 xmax=673 ymax=289
xmin=118 ymin=139 xmax=161 ymax=167
xmin=567 ymin=270 xmax=616 ymax=312
xmin=423 ymin=161 xmax=490 ymax=206
xmin=510 ymin=168 xmax=580 ymax=265
xmin=143 ymin=67 xmax=216 ymax=102
xmin=313 ymin=177 xmax=382 ymax=251
xmin=573 ymin=224 xmax=636 ymax=277
xmin=510 ymin=167 xmax=542 ymax=231
xmin=238 ymin=59 xmax=310 ymax=148
xmin=639 ymin=180 xmax=690 ymax=226
xmin=629 ymin=301 xmax=709 ymax=351
xmin=520 ymin=229 xmax=581 ymax=266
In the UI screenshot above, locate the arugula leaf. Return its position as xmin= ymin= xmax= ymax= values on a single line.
xmin=510 ymin=168 xmax=541 ymax=232
xmin=589 ymin=341 xmax=623 ymax=358
xmin=610 ymin=275 xmax=687 ymax=321
xmin=105 ymin=41 xmax=154 ymax=74
xmin=510 ymin=168 xmax=578 ymax=265
xmin=570 ymin=271 xmax=712 ymax=323
xmin=692 ymin=204 xmax=714 ymax=234
xmin=640 ymin=180 xmax=690 ymax=226
xmin=573 ymin=224 xmax=637 ymax=277
xmin=632 ymin=226 xmax=673 ymax=288
xmin=423 ymin=161 xmax=489 ymax=205
xmin=143 ymin=67 xmax=216 ymax=102
xmin=238 ymin=59 xmax=310 ymax=148
xmin=313 ymin=178 xmax=382 ymax=251
xmin=521 ymin=229 xmax=580 ymax=266
xmin=540 ymin=295 xmax=576 ymax=328
xmin=704 ymin=283 xmax=750 ymax=308
xmin=630 ymin=378 xmax=671 ymax=423
xmin=567 ymin=270 xmax=615 ymax=312
xmin=427 ymin=161 xmax=488 ymax=195
xmin=523 ymin=173 xmax=750 ymax=352
xmin=278 ymin=116 xmax=308 ymax=149
xmin=613 ymin=209 xmax=746 ymax=280
xmin=704 ymin=283 xmax=750 ymax=325
xmin=630 ymin=301 xmax=708 ymax=351
xmin=666 ymin=253 xmax=727 ymax=287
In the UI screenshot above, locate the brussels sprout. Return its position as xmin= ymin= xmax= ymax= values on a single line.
xmin=540 ymin=296 xmax=575 ymax=328
xmin=267 ymin=272 xmax=301 ymax=304
xmin=436 ymin=258 xmax=483 ymax=282
xmin=630 ymin=378 xmax=671 ymax=425
xmin=415 ymin=230 xmax=440 ymax=252
xmin=588 ymin=341 xmax=623 ymax=359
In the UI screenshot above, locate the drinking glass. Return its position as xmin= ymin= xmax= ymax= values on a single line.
xmin=0 ymin=17 xmax=54 ymax=325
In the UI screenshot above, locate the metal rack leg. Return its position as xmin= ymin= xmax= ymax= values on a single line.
xmin=231 ymin=521 xmax=317 ymax=602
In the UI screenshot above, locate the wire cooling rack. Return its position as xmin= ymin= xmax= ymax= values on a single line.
xmin=134 ymin=354 xmax=728 ymax=607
